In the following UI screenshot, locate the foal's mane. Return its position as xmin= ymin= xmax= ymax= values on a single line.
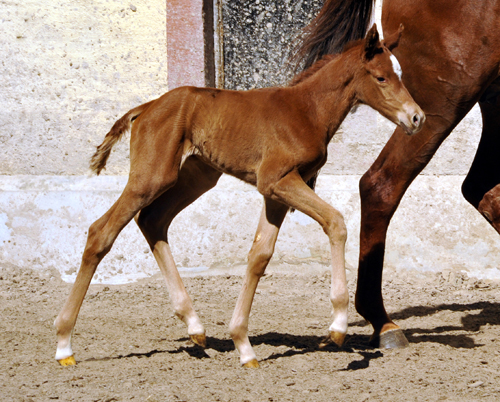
xmin=289 ymin=55 xmax=337 ymax=86
xmin=291 ymin=0 xmax=374 ymax=70
xmin=289 ymin=38 xmax=363 ymax=86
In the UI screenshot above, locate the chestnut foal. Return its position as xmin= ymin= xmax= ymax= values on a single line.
xmin=54 ymin=25 xmax=424 ymax=367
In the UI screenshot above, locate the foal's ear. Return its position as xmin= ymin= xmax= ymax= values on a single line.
xmin=363 ymin=24 xmax=381 ymax=61
xmin=383 ymin=24 xmax=404 ymax=51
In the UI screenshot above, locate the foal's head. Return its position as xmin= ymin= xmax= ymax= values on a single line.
xmin=354 ymin=24 xmax=425 ymax=135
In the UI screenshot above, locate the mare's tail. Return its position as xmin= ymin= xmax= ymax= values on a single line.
xmin=293 ymin=0 xmax=375 ymax=69
xmin=90 ymin=101 xmax=154 ymax=175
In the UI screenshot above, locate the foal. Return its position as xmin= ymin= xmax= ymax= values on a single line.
xmin=54 ymin=25 xmax=424 ymax=367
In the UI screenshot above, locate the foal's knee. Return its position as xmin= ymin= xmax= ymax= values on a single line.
xmin=324 ymin=211 xmax=347 ymax=245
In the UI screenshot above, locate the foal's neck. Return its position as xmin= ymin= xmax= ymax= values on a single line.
xmin=295 ymin=49 xmax=359 ymax=140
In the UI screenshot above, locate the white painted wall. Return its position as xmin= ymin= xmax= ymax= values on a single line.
xmin=1 ymin=1 xmax=499 ymax=284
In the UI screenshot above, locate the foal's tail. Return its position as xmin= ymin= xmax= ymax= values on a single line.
xmin=90 ymin=101 xmax=154 ymax=175
xmin=292 ymin=0 xmax=375 ymax=69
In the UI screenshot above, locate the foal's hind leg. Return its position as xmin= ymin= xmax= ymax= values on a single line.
xmin=54 ymin=179 xmax=177 ymax=365
xmin=55 ymin=123 xmax=185 ymax=365
xmin=136 ymin=158 xmax=222 ymax=348
xmin=229 ymin=198 xmax=288 ymax=367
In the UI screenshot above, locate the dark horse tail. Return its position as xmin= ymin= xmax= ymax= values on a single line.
xmin=293 ymin=0 xmax=374 ymax=191
xmin=90 ymin=100 xmax=155 ymax=175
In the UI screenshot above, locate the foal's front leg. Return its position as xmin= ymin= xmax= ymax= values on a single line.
xmin=229 ymin=198 xmax=288 ymax=367
xmin=266 ymin=170 xmax=349 ymax=347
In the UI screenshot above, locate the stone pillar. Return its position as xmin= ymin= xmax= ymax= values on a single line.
xmin=166 ymin=0 xmax=215 ymax=90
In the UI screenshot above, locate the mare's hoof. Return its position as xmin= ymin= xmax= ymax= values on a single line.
xmin=190 ymin=334 xmax=207 ymax=348
xmin=58 ymin=355 xmax=76 ymax=366
xmin=242 ymin=359 xmax=260 ymax=368
xmin=370 ymin=328 xmax=409 ymax=349
xmin=319 ymin=331 xmax=346 ymax=348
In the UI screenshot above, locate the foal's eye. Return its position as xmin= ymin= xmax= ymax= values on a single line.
xmin=377 ymin=77 xmax=386 ymax=83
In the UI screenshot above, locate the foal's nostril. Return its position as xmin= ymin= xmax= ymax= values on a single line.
xmin=412 ymin=114 xmax=420 ymax=126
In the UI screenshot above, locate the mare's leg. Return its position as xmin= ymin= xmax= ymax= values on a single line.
xmin=263 ymin=171 xmax=349 ymax=351
xmin=356 ymin=2 xmax=500 ymax=347
xmin=54 ymin=125 xmax=185 ymax=365
xmin=462 ymin=82 xmax=500 ymax=231
xmin=357 ymin=109 xmax=481 ymax=347
xmin=229 ymin=198 xmax=289 ymax=367
xmin=136 ymin=157 xmax=222 ymax=347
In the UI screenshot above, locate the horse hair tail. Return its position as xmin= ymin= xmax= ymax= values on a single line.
xmin=292 ymin=0 xmax=375 ymax=70
xmin=90 ymin=101 xmax=154 ymax=175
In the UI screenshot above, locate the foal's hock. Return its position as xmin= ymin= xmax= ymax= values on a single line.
xmin=54 ymin=25 xmax=424 ymax=368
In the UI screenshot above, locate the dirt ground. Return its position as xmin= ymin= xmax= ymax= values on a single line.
xmin=1 ymin=263 xmax=500 ymax=402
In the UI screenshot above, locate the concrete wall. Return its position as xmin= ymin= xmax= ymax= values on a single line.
xmin=1 ymin=1 xmax=499 ymax=284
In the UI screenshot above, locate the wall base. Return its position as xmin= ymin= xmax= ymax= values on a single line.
xmin=1 ymin=174 xmax=499 ymax=284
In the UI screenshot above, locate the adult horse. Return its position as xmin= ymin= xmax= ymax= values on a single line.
xmin=295 ymin=0 xmax=500 ymax=348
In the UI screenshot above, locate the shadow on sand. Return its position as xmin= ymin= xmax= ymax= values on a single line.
xmin=84 ymin=300 xmax=500 ymax=371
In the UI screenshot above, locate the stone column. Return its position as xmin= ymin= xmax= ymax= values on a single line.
xmin=166 ymin=0 xmax=215 ymax=90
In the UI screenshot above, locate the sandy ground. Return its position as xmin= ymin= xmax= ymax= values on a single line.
xmin=1 ymin=263 xmax=500 ymax=401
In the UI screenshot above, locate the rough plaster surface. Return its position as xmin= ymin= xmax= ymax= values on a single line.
xmin=1 ymin=0 xmax=167 ymax=176
xmin=1 ymin=1 xmax=498 ymax=283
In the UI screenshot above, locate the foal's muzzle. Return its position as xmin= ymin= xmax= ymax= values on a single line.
xmin=398 ymin=104 xmax=425 ymax=135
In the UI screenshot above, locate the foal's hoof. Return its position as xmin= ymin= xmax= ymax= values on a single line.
xmin=58 ymin=355 xmax=76 ymax=366
xmin=370 ymin=328 xmax=409 ymax=349
xmin=319 ymin=331 xmax=346 ymax=348
xmin=242 ymin=359 xmax=260 ymax=368
xmin=190 ymin=334 xmax=207 ymax=348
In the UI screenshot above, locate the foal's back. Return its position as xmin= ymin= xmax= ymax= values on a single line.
xmin=148 ymin=84 xmax=318 ymax=185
